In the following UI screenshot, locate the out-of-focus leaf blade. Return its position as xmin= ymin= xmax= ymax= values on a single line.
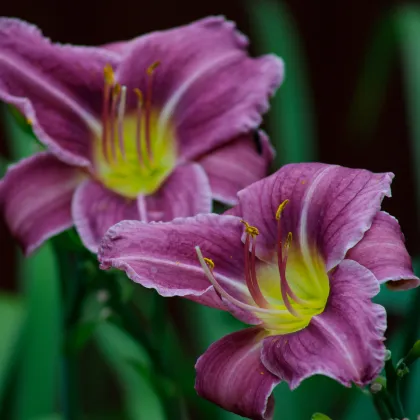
xmin=396 ymin=8 xmax=420 ymax=414
xmin=0 ymin=155 xmax=8 ymax=177
xmin=1 ymin=104 xmax=41 ymax=160
xmin=246 ymin=0 xmax=316 ymax=165
xmin=95 ymin=322 xmax=165 ymax=420
xmin=397 ymin=5 xmax=420 ymax=223
xmin=14 ymin=245 xmax=61 ymax=420
xmin=348 ymin=14 xmax=396 ymax=139
xmin=0 ymin=295 xmax=24 ymax=408
xmin=312 ymin=413 xmax=332 ymax=420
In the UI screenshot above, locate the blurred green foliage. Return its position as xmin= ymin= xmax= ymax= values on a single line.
xmin=1 ymin=1 xmax=420 ymax=419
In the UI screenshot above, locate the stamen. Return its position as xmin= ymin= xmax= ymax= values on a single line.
xmin=284 ymin=232 xmax=293 ymax=251
xmin=276 ymin=199 xmax=289 ymax=220
xmin=248 ymin=235 xmax=270 ymax=308
xmin=195 ymin=247 xmax=279 ymax=315
xmin=101 ymin=64 xmax=115 ymax=163
xmin=276 ymin=204 xmax=302 ymax=318
xmin=134 ymin=88 xmax=144 ymax=165
xmin=145 ymin=61 xmax=160 ymax=165
xmin=117 ymin=85 xmax=127 ymax=160
xmin=203 ymin=257 xmax=215 ymax=270
xmin=147 ymin=61 xmax=161 ymax=76
xmin=104 ymin=64 xmax=115 ymax=85
xmin=109 ymin=83 xmax=121 ymax=162
xmin=240 ymin=220 xmax=259 ymax=237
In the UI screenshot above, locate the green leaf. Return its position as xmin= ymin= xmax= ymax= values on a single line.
xmin=95 ymin=322 xmax=165 ymax=420
xmin=246 ymin=0 xmax=317 ymax=165
xmin=14 ymin=245 xmax=61 ymax=420
xmin=312 ymin=413 xmax=332 ymax=420
xmin=0 ymin=295 xmax=24 ymax=408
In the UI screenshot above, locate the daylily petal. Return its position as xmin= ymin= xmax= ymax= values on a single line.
xmin=72 ymin=180 xmax=140 ymax=253
xmin=347 ymin=211 xmax=420 ymax=290
xmin=198 ymin=131 xmax=274 ymax=205
xmin=145 ymin=163 xmax=212 ymax=222
xmin=262 ymin=260 xmax=386 ymax=389
xmin=195 ymin=327 xmax=280 ymax=420
xmin=0 ymin=18 xmax=120 ymax=166
xmin=98 ymin=214 xmax=247 ymax=307
xmin=236 ymin=164 xmax=393 ymax=269
xmin=115 ymin=16 xmax=282 ymax=159
xmin=0 ymin=152 xmax=82 ymax=255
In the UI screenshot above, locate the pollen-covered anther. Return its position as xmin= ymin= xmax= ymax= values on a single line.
xmin=147 ymin=61 xmax=161 ymax=75
xmin=101 ymin=64 xmax=116 ymax=163
xmin=241 ymin=220 xmax=259 ymax=238
xmin=204 ymin=257 xmax=215 ymax=271
xmin=103 ymin=64 xmax=115 ymax=85
xmin=134 ymin=88 xmax=144 ymax=104
xmin=275 ymin=199 xmax=289 ymax=220
xmin=284 ymin=232 xmax=293 ymax=250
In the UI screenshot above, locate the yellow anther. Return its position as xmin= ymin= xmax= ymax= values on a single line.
xmin=104 ymin=64 xmax=115 ymax=85
xmin=26 ymin=118 xmax=33 ymax=126
xmin=241 ymin=220 xmax=259 ymax=237
xmin=113 ymin=83 xmax=121 ymax=97
xmin=134 ymin=88 xmax=144 ymax=105
xmin=147 ymin=61 xmax=161 ymax=75
xmin=285 ymin=232 xmax=293 ymax=249
xmin=275 ymin=199 xmax=290 ymax=220
xmin=203 ymin=258 xmax=215 ymax=270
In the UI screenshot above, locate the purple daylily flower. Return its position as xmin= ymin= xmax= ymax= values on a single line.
xmin=98 ymin=163 xmax=419 ymax=420
xmin=0 ymin=17 xmax=282 ymax=254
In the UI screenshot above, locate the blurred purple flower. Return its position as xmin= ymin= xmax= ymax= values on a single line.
xmin=0 ymin=17 xmax=282 ymax=254
xmin=98 ymin=163 xmax=419 ymax=420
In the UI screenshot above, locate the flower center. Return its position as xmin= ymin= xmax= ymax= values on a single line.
xmin=196 ymin=200 xmax=330 ymax=335
xmin=92 ymin=63 xmax=177 ymax=198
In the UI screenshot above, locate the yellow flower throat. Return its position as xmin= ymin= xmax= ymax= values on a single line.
xmin=93 ymin=63 xmax=177 ymax=198
xmin=197 ymin=200 xmax=330 ymax=335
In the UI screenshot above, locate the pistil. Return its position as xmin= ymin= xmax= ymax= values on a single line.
xmin=109 ymin=83 xmax=121 ymax=161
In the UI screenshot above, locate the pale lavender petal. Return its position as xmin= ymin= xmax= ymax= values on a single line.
xmin=0 ymin=18 xmax=120 ymax=166
xmin=145 ymin=163 xmax=212 ymax=222
xmin=262 ymin=260 xmax=386 ymax=388
xmin=0 ymin=152 xmax=82 ymax=255
xmin=115 ymin=16 xmax=283 ymax=160
xmin=195 ymin=327 xmax=280 ymax=420
xmin=198 ymin=131 xmax=274 ymax=205
xmin=236 ymin=164 xmax=393 ymax=269
xmin=72 ymin=180 xmax=139 ymax=253
xmin=98 ymin=214 xmax=253 ymax=314
xmin=347 ymin=211 xmax=420 ymax=290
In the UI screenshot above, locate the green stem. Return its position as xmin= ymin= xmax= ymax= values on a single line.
xmin=400 ymin=287 xmax=420 ymax=404
xmin=61 ymin=353 xmax=80 ymax=420
xmin=54 ymin=241 xmax=86 ymax=420
xmin=372 ymin=394 xmax=391 ymax=420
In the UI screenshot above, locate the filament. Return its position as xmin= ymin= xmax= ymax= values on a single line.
xmin=117 ymin=85 xmax=127 ymax=160
xmin=195 ymin=246 xmax=285 ymax=315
